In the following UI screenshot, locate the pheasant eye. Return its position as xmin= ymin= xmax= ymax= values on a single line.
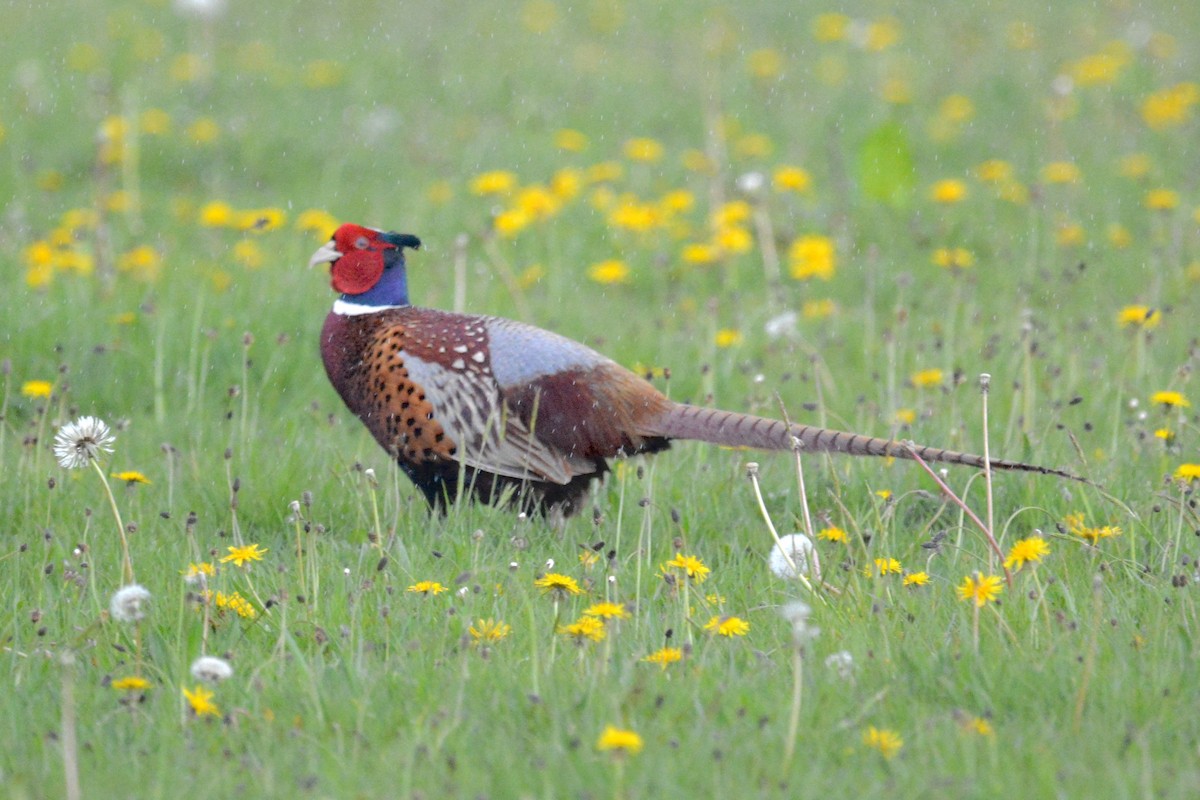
xmin=354 ymin=236 xmax=370 ymax=250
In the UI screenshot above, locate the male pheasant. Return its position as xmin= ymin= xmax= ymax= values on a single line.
xmin=312 ymin=223 xmax=1078 ymax=517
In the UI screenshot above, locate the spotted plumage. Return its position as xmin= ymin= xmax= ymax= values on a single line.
xmin=312 ymin=223 xmax=1082 ymax=517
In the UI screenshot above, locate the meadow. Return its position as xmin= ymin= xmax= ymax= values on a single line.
xmin=3 ymin=0 xmax=1200 ymax=797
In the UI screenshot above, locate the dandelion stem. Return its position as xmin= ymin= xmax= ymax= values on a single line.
xmin=782 ymin=646 xmax=804 ymax=770
xmin=1073 ymin=574 xmax=1103 ymax=731
xmin=91 ymin=459 xmax=133 ymax=583
xmin=980 ymin=374 xmax=996 ymax=574
xmin=747 ymin=464 xmax=813 ymax=593
xmin=903 ymin=443 xmax=1012 ymax=586
xmin=59 ymin=652 xmax=81 ymax=800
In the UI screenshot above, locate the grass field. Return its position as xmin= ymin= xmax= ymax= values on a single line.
xmin=4 ymin=1 xmax=1200 ymax=797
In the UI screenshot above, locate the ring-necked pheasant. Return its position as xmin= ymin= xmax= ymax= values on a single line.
xmin=312 ymin=223 xmax=1079 ymax=517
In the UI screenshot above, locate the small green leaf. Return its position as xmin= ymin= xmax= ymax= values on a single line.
xmin=858 ymin=122 xmax=916 ymax=207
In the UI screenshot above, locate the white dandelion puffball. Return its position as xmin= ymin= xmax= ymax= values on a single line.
xmin=190 ymin=655 xmax=233 ymax=683
xmin=825 ymin=650 xmax=855 ymax=680
xmin=110 ymin=584 xmax=151 ymax=623
xmin=769 ymin=533 xmax=815 ymax=578
xmin=53 ymin=416 xmax=115 ymax=469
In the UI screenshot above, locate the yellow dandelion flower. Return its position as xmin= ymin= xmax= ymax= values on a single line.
xmin=956 ymin=573 xmax=1003 ymax=607
xmin=734 ymin=133 xmax=773 ymax=158
xmin=238 ymin=208 xmax=287 ymax=232
xmin=219 ymin=543 xmax=267 ymax=567
xmin=1144 ymin=189 xmax=1179 ymax=210
xmin=1151 ymin=391 xmax=1189 ymax=408
xmin=140 ymin=108 xmax=171 ymax=136
xmin=608 ymin=199 xmax=661 ymax=231
xmin=1174 ymin=463 xmax=1200 ymax=481
xmin=469 ymin=618 xmax=512 ymax=643
xmin=903 ymin=571 xmax=929 ymax=587
xmin=596 ymin=725 xmax=643 ymax=755
xmin=864 ymin=558 xmax=902 ymax=577
xmin=587 ymin=161 xmax=624 ymax=183
xmin=470 ymin=170 xmax=518 ymax=196
xmin=198 ymin=201 xmax=235 ymax=227
xmin=535 ymin=572 xmax=583 ymax=597
xmin=183 ymin=685 xmax=220 ymax=717
xmin=1119 ymin=153 xmax=1152 ymax=179
xmin=558 ymin=616 xmax=606 ymax=643
xmin=930 ymin=179 xmax=968 ymax=204
xmin=624 ymin=137 xmax=663 ymax=162
xmin=1070 ymin=51 xmax=1127 ymax=86
xmin=662 ymin=553 xmax=711 ymax=584
xmin=788 ymin=235 xmax=836 ymax=281
xmin=1155 ymin=428 xmax=1175 ymax=443
xmin=584 ymin=602 xmax=630 ymax=620
xmin=863 ymin=726 xmax=903 ymax=759
xmin=1107 ymin=224 xmax=1132 ymax=249
xmin=215 ymin=590 xmax=257 ymax=619
xmin=1141 ymin=83 xmax=1199 ymax=130
xmin=295 ymin=209 xmax=340 ymax=239
xmin=554 ymin=128 xmax=589 ymax=152
xmin=681 ymin=243 xmax=722 ymax=265
xmin=587 ymin=259 xmax=631 ymax=285
xmin=938 ymin=94 xmax=975 ymax=123
xmin=713 ymin=225 xmax=753 ymax=254
xmin=187 ymin=117 xmax=221 ymax=144
xmin=932 ymin=247 xmax=974 ymax=271
xmin=111 ymin=471 xmax=150 ymax=485
xmin=493 ymin=208 xmax=531 ymax=238
xmin=746 ymin=48 xmax=784 ymax=80
xmin=303 ymin=59 xmax=345 ymax=88
xmin=550 ymin=168 xmax=583 ymax=200
xmin=515 ymin=185 xmax=561 ymax=220
xmin=962 ymin=716 xmax=995 ymax=737
xmin=642 ymin=646 xmax=683 ymax=670
xmin=112 ymin=676 xmax=151 ymax=692
xmin=773 ymin=165 xmax=812 ymax=193
xmin=812 ymin=13 xmax=850 ymax=42
xmin=802 ymin=298 xmax=836 ymax=320
xmin=715 ymin=328 xmax=743 ymax=348
xmin=864 ymin=18 xmax=901 ymax=51
xmin=21 ymin=380 xmax=53 ymax=399
xmin=406 ymin=581 xmax=447 ymax=596
xmin=233 ymin=239 xmax=265 ymax=269
xmin=894 ymin=408 xmax=917 ymax=425
xmin=817 ymin=526 xmax=847 ymax=543
xmin=975 ymin=159 xmax=1013 ymax=183
xmin=910 ymin=368 xmax=943 ymax=388
xmin=1117 ymin=305 xmax=1161 ymax=329
xmin=1041 ymin=162 xmax=1082 ymax=184
xmin=1003 ymin=537 xmax=1050 ymax=570
xmin=117 ymin=245 xmax=161 ymax=281
xmin=704 ymin=615 xmax=750 ymax=637
xmin=182 ymin=562 xmax=215 ymax=582
xmin=680 ymin=149 xmax=716 ymax=174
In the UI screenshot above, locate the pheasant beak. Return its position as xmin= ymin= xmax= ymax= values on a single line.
xmin=308 ymin=240 xmax=341 ymax=269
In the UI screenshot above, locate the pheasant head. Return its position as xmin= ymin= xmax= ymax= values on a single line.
xmin=310 ymin=223 xmax=422 ymax=306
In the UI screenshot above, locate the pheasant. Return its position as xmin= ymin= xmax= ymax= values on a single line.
xmin=312 ymin=223 xmax=1079 ymax=517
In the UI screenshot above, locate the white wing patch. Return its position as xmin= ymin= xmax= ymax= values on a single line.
xmin=402 ymin=350 xmax=591 ymax=485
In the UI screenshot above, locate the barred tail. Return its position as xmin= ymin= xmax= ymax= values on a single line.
xmin=640 ymin=403 xmax=1083 ymax=481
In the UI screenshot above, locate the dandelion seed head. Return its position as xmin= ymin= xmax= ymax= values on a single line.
xmin=53 ymin=416 xmax=115 ymax=469
xmin=190 ymin=655 xmax=233 ymax=683
xmin=769 ymin=533 xmax=814 ymax=579
xmin=110 ymin=584 xmax=150 ymax=623
xmin=825 ymin=650 xmax=855 ymax=679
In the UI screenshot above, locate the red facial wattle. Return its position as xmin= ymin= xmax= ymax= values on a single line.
xmin=330 ymin=248 xmax=385 ymax=295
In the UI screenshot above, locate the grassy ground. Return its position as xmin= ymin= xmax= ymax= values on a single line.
xmin=3 ymin=1 xmax=1200 ymax=797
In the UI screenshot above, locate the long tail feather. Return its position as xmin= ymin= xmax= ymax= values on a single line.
xmin=641 ymin=404 xmax=1084 ymax=481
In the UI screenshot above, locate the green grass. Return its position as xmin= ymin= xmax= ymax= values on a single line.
xmin=3 ymin=1 xmax=1200 ymax=797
